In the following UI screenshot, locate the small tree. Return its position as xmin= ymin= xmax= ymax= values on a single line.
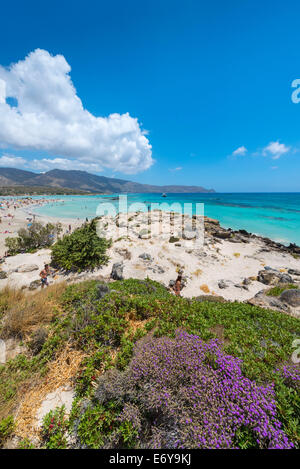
xmin=51 ymin=219 xmax=111 ymax=272
xmin=5 ymin=222 xmax=62 ymax=255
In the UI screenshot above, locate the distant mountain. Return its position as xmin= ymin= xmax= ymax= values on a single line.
xmin=0 ymin=168 xmax=215 ymax=194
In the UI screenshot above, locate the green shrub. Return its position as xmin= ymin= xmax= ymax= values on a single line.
xmin=266 ymin=284 xmax=298 ymax=297
xmin=169 ymin=236 xmax=180 ymax=243
xmin=41 ymin=406 xmax=68 ymax=449
xmin=5 ymin=221 xmax=62 ymax=255
xmin=51 ymin=219 xmax=111 ymax=272
xmin=76 ymin=401 xmax=137 ymax=449
xmin=0 ymin=415 xmax=14 ymax=446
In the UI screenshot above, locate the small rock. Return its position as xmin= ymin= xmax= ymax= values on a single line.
xmin=243 ymin=278 xmax=251 ymax=286
xmin=264 ymin=266 xmax=278 ymax=272
xmin=110 ymin=262 xmax=124 ymax=280
xmin=0 ymin=271 xmax=7 ymax=279
xmin=138 ymin=253 xmax=153 ymax=262
xmin=235 ymin=284 xmax=249 ymax=291
xmin=28 ymin=279 xmax=41 ymax=290
xmin=288 ymin=268 xmax=300 ymax=276
xmin=218 ymin=280 xmax=228 ymax=289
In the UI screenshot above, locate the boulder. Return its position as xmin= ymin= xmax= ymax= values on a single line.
xmin=110 ymin=262 xmax=124 ymax=281
xmin=280 ymin=289 xmax=300 ymax=307
xmin=16 ymin=264 xmax=39 ymax=273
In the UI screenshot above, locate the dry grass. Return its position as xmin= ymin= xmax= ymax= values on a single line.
xmin=233 ymin=252 xmax=241 ymax=258
xmin=0 ymin=282 xmax=67 ymax=340
xmin=14 ymin=344 xmax=86 ymax=439
xmin=200 ymin=284 xmax=210 ymax=293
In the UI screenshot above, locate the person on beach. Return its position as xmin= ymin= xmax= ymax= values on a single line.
xmin=173 ymin=273 xmax=182 ymax=296
xmin=39 ymin=264 xmax=50 ymax=288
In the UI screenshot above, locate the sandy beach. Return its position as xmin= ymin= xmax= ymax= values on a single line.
xmin=0 ymin=204 xmax=299 ymax=307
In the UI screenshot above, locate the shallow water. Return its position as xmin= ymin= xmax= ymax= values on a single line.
xmin=30 ymin=192 xmax=300 ymax=246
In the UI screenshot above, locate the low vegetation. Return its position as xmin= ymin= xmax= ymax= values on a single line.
xmin=0 ymin=278 xmax=299 ymax=448
xmin=266 ymin=284 xmax=298 ymax=297
xmin=0 ymin=186 xmax=90 ymax=196
xmin=5 ymin=221 xmax=62 ymax=255
xmin=51 ymin=219 xmax=111 ymax=272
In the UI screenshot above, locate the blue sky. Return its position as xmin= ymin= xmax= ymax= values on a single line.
xmin=0 ymin=0 xmax=300 ymax=191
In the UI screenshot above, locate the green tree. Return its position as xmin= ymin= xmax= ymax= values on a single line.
xmin=5 ymin=222 xmax=62 ymax=255
xmin=51 ymin=219 xmax=111 ymax=272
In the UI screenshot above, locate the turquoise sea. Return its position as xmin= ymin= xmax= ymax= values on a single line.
xmin=31 ymin=193 xmax=300 ymax=246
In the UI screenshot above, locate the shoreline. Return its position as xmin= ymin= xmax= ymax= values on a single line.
xmin=0 ymin=207 xmax=299 ymax=311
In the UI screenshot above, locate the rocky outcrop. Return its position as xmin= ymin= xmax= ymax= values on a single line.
xmin=15 ymin=264 xmax=39 ymax=273
xmin=257 ymin=269 xmax=293 ymax=286
xmin=280 ymin=289 xmax=300 ymax=307
xmin=247 ymin=291 xmax=291 ymax=313
xmin=0 ymin=338 xmax=27 ymax=364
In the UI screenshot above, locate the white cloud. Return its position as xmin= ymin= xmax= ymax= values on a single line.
xmin=169 ymin=166 xmax=183 ymax=172
xmin=263 ymin=141 xmax=290 ymax=160
xmin=232 ymin=146 xmax=247 ymax=156
xmin=0 ymin=49 xmax=153 ymax=174
xmin=31 ymin=158 xmax=103 ymax=173
xmin=0 ymin=154 xmax=27 ymax=167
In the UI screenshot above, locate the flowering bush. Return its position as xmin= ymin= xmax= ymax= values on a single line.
xmin=275 ymin=364 xmax=300 ymax=390
xmin=121 ymin=331 xmax=293 ymax=449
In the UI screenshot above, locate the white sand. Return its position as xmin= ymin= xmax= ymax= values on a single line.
xmin=0 ymin=209 xmax=299 ymax=301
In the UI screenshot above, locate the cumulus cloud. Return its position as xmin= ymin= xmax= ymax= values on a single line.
xmin=232 ymin=146 xmax=247 ymax=156
xmin=31 ymin=158 xmax=103 ymax=172
xmin=263 ymin=141 xmax=290 ymax=160
xmin=0 ymin=49 xmax=153 ymax=174
xmin=0 ymin=154 xmax=27 ymax=167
